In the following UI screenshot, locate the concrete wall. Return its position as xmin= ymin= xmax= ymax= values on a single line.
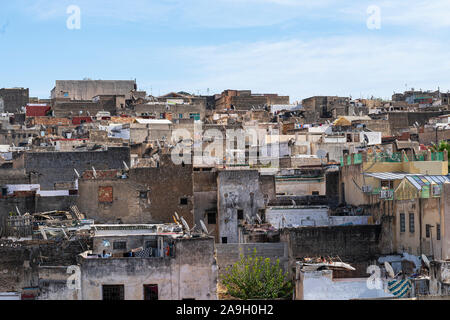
xmin=429 ymin=261 xmax=450 ymax=296
xmin=393 ymin=198 xmax=444 ymax=258
xmin=266 ymin=207 xmax=329 ymax=228
xmin=217 ymin=170 xmax=266 ymax=243
xmin=135 ymin=103 xmax=206 ymax=121
xmin=38 ymin=266 xmax=80 ymax=300
xmin=444 ymin=184 xmax=450 ymax=260
xmin=79 ymin=237 xmax=217 ymax=300
xmin=275 ymin=178 xmax=325 ymax=196
xmin=52 ymin=80 xmax=135 ymax=100
xmin=0 ymin=88 xmax=29 ymax=113
xmin=297 ymin=269 xmax=393 ymax=300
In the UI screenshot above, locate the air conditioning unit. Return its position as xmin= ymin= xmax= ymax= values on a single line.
xmin=362 ymin=185 xmax=373 ymax=193
xmin=432 ymin=185 xmax=441 ymax=196
xmin=380 ymin=189 xmax=393 ymax=199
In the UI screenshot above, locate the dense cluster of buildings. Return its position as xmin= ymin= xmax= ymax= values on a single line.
xmin=1 ymin=80 xmax=450 ymax=300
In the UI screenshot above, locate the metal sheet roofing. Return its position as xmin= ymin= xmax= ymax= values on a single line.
xmin=363 ymin=172 xmax=410 ymax=180
xmin=406 ymin=175 xmax=450 ymax=190
xmin=364 ymin=172 xmax=450 ymax=189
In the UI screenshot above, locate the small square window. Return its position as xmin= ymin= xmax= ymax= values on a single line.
xmin=139 ymin=191 xmax=148 ymax=199
xmin=222 ymin=237 xmax=228 ymax=244
xmin=207 ymin=211 xmax=216 ymax=225
xmin=113 ymin=241 xmax=127 ymax=250
xmin=102 ymin=285 xmax=124 ymax=300
xmin=180 ymin=198 xmax=188 ymax=205
xmin=237 ymin=210 xmax=244 ymax=220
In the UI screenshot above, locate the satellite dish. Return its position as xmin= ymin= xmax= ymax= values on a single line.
xmin=364 ymin=134 xmax=369 ymax=144
xmin=92 ymin=167 xmax=97 ymax=179
xmin=74 ymin=168 xmax=80 ymax=178
xmin=245 ymin=214 xmax=252 ymax=224
xmin=15 ymin=206 xmax=21 ymax=216
xmin=200 ymin=220 xmax=210 ymax=235
xmin=291 ymin=199 xmax=296 ymax=207
xmin=123 ymin=161 xmax=129 ymax=171
xmin=174 ymin=212 xmax=180 ymax=222
xmin=422 ymin=254 xmax=430 ymax=269
xmin=384 ymin=261 xmax=395 ymax=278
xmin=256 ymin=214 xmax=262 ymax=224
xmin=180 ymin=217 xmax=190 ymax=234
xmin=281 ymin=214 xmax=287 ymax=228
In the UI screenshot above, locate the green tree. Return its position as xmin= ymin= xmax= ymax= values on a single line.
xmin=430 ymin=140 xmax=450 ymax=168
xmin=431 ymin=140 xmax=450 ymax=153
xmin=222 ymin=248 xmax=293 ymax=300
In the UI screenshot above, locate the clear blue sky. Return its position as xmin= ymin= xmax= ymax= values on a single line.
xmin=1 ymin=0 xmax=449 ymax=102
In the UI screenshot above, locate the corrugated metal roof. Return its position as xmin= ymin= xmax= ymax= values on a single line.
xmin=363 ymin=172 xmax=410 ymax=180
xmin=364 ymin=173 xmax=450 ymax=189
xmin=406 ymin=175 xmax=450 ymax=190
xmin=135 ymin=119 xmax=172 ymax=125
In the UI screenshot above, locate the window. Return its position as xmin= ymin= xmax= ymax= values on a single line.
xmin=312 ymin=191 xmax=319 ymax=196
xmin=113 ymin=241 xmax=127 ymax=250
xmin=179 ymin=113 xmax=183 ymax=119
xmin=409 ymin=213 xmax=415 ymax=233
xmin=400 ymin=213 xmax=405 ymax=233
xmin=180 ymin=198 xmax=188 ymax=205
xmin=102 ymin=285 xmax=124 ymax=300
xmin=237 ymin=210 xmax=244 ymax=220
xmin=145 ymin=238 xmax=157 ymax=249
xmin=207 ymin=211 xmax=216 ymax=225
xmin=139 ymin=191 xmax=148 ymax=199
xmin=426 ymin=224 xmax=431 ymax=238
xmin=437 ymin=224 xmax=441 ymax=240
xmin=222 ymin=237 xmax=228 ymax=244
xmin=143 ymin=285 xmax=158 ymax=301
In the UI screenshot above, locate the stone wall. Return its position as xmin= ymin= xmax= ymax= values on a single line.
xmin=77 ymin=164 xmax=194 ymax=225
xmin=280 ymin=225 xmax=382 ymax=272
xmin=0 ymin=239 xmax=91 ymax=295
xmin=24 ymin=147 xmax=130 ymax=190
